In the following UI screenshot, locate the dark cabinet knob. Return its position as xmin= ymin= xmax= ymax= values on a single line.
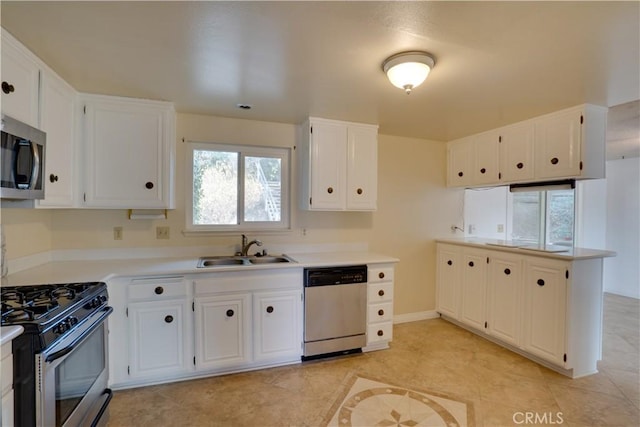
xmin=480 ymin=168 xmax=486 ymax=174
xmin=49 ymin=174 xmax=59 ymax=183
xmin=378 ymin=309 xmax=384 ymax=316
xmin=516 ymin=162 xmax=524 ymax=169
xmin=468 ymin=261 xmax=474 ymax=267
xmin=164 ymin=315 xmax=173 ymax=323
xmin=504 ymin=268 xmax=511 ymax=275
xmin=2 ymin=81 xmax=15 ymax=94
xmin=226 ymin=309 xmax=234 ymax=317
xmin=377 ymin=330 xmax=384 ymax=337
xmin=356 ymin=188 xmax=363 ymax=195
xmin=266 ymin=306 xmax=274 ymax=314
xmin=458 ymin=171 xmax=464 ymax=177
xmin=327 ymin=187 xmax=333 ymax=194
xmin=378 ymin=272 xmax=385 ymax=279
xmin=537 ymin=279 xmax=545 ymax=287
xmin=154 ymin=286 xmax=164 ymax=295
xmin=550 ymin=157 xmax=559 ymax=165
xmin=378 ymin=289 xmax=385 ymax=297
xmin=447 ymin=260 xmax=453 ymax=266
xmin=145 ymin=181 xmax=154 ymax=189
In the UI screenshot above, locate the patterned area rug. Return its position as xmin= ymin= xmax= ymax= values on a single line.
xmin=324 ymin=375 xmax=474 ymax=427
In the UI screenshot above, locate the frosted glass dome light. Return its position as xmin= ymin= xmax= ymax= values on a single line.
xmin=382 ymin=51 xmax=436 ymax=94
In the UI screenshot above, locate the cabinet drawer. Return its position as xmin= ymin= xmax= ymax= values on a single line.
xmin=368 ymin=302 xmax=393 ymax=323
xmin=368 ymin=282 xmax=393 ymax=303
xmin=129 ymin=278 xmax=186 ymax=300
xmin=1 ymin=349 xmax=12 ymax=395
xmin=367 ymin=322 xmax=393 ymax=343
xmin=368 ymin=266 xmax=394 ymax=283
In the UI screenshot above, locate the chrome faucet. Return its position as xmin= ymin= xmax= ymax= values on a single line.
xmin=241 ymin=234 xmax=263 ymax=256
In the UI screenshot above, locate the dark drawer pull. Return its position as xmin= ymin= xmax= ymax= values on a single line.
xmin=377 ymin=330 xmax=384 ymax=337
xmin=378 ymin=309 xmax=384 ymax=316
xmin=447 ymin=260 xmax=453 ymax=266
xmin=49 ymin=174 xmax=59 ymax=183
xmin=378 ymin=272 xmax=385 ymax=279
xmin=327 ymin=187 xmax=333 ymax=194
xmin=537 ymin=279 xmax=545 ymax=287
xmin=226 ymin=309 xmax=234 ymax=317
xmin=516 ymin=162 xmax=524 ymax=169
xmin=164 ymin=315 xmax=173 ymax=323
xmin=266 ymin=306 xmax=274 ymax=314
xmin=154 ymin=286 xmax=164 ymax=295
xmin=357 ymin=188 xmax=363 ymax=195
xmin=480 ymin=168 xmax=486 ymax=174
xmin=2 ymin=81 xmax=15 ymax=94
xmin=145 ymin=181 xmax=154 ymax=189
xmin=378 ymin=289 xmax=385 ymax=297
xmin=550 ymin=157 xmax=559 ymax=165
xmin=458 ymin=171 xmax=464 ymax=177
xmin=504 ymin=268 xmax=511 ymax=275
xmin=468 ymin=261 xmax=474 ymax=267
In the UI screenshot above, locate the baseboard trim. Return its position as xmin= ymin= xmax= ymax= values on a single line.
xmin=393 ymin=310 xmax=439 ymax=324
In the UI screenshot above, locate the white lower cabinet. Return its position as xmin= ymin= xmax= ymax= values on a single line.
xmin=459 ymin=249 xmax=488 ymax=330
xmin=364 ymin=264 xmax=395 ymax=351
xmin=194 ymin=293 xmax=252 ymax=371
xmin=486 ymin=253 xmax=522 ymax=347
xmin=2 ymin=340 xmax=15 ymax=427
xmin=436 ymin=244 xmax=462 ymax=318
xmin=253 ymin=290 xmax=302 ymax=362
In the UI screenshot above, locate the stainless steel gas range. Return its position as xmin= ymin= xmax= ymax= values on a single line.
xmin=1 ymin=282 xmax=113 ymax=427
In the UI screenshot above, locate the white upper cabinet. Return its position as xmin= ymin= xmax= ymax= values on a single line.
xmin=37 ymin=69 xmax=77 ymax=208
xmin=299 ymin=117 xmax=378 ymax=211
xmin=1 ymin=30 xmax=39 ymax=127
xmin=81 ymin=94 xmax=175 ymax=209
xmin=447 ymin=104 xmax=607 ymax=188
xmin=499 ymin=122 xmax=535 ymax=183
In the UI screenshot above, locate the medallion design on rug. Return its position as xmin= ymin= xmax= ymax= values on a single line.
xmin=326 ymin=376 xmax=473 ymax=427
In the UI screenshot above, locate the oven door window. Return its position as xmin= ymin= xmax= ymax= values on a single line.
xmin=55 ymin=323 xmax=105 ymax=427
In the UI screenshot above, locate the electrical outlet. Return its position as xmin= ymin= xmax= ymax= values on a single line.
xmin=497 ymin=224 xmax=504 ymax=233
xmin=113 ymin=227 xmax=123 ymax=240
xmin=156 ymin=226 xmax=170 ymax=239
xmin=468 ymin=224 xmax=476 ymax=234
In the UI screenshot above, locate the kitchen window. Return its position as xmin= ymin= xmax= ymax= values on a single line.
xmin=186 ymin=142 xmax=290 ymax=231
xmin=511 ymin=188 xmax=575 ymax=245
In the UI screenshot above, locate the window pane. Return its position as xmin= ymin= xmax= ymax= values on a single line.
xmin=192 ymin=150 xmax=238 ymax=225
xmin=511 ymin=191 xmax=541 ymax=242
xmin=547 ymin=189 xmax=574 ymax=245
xmin=244 ymin=156 xmax=282 ymax=222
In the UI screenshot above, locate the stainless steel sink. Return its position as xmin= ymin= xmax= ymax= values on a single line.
xmin=197 ymin=254 xmax=294 ymax=268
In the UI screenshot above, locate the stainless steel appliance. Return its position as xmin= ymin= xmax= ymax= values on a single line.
xmin=0 ymin=114 xmax=46 ymax=200
xmin=303 ymin=265 xmax=367 ymax=358
xmin=1 ymin=282 xmax=112 ymax=427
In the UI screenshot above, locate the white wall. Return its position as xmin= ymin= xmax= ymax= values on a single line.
xmin=463 ymin=186 xmax=508 ymax=239
xmin=604 ymin=157 xmax=640 ymax=299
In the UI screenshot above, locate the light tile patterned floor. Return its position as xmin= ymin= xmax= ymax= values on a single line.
xmin=108 ymin=293 xmax=639 ymax=427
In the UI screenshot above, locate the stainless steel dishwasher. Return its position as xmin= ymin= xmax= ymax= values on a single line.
xmin=303 ymin=265 xmax=367 ymax=359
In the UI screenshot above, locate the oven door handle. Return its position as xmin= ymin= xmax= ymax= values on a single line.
xmin=90 ymin=388 xmax=113 ymax=427
xmin=45 ymin=306 xmax=113 ymax=363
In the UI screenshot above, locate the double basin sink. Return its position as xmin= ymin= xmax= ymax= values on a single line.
xmin=197 ymin=254 xmax=295 ymax=268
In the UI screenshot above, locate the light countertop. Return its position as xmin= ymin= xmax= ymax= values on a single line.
xmin=436 ymin=237 xmax=616 ymax=260
xmin=3 ymin=251 xmax=399 ymax=287
xmin=1 ymin=325 xmax=23 ymax=346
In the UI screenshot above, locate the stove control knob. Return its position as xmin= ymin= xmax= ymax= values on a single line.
xmin=54 ymin=322 xmax=69 ymax=334
xmin=68 ymin=316 xmax=78 ymax=326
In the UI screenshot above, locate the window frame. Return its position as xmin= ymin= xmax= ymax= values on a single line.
xmin=185 ymin=141 xmax=291 ymax=233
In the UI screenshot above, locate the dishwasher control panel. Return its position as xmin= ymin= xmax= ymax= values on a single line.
xmin=304 ymin=265 xmax=368 ymax=286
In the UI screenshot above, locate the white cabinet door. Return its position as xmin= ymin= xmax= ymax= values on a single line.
xmin=82 ymin=94 xmax=175 ymax=208
xmin=499 ymin=122 xmax=535 ymax=183
xmin=194 ymin=293 xmax=252 ymax=371
xmin=346 ymin=125 xmax=377 ymax=210
xmin=534 ymin=108 xmax=582 ymax=179
xmin=436 ymin=244 xmax=462 ymax=319
xmin=447 ymin=137 xmax=474 ymax=187
xmin=37 ymin=69 xmax=76 ymax=208
xmin=253 ymin=290 xmax=302 ymax=362
xmin=474 ymin=131 xmax=500 ymax=184
xmin=308 ymin=120 xmax=347 ymax=210
xmin=1 ymin=32 xmax=39 ymax=127
xmin=487 ymin=253 xmax=522 ymax=346
xmin=459 ymin=249 xmax=488 ymax=330
xmin=522 ymin=258 xmax=567 ymax=366
xmin=129 ymin=300 xmax=189 ymax=378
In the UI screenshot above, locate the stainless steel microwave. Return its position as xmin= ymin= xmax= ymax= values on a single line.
xmin=1 ymin=114 xmax=46 ymax=200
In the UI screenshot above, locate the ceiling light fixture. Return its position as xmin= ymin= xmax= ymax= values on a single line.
xmin=382 ymin=51 xmax=436 ymax=94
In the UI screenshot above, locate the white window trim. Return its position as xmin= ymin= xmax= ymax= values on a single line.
xmin=185 ymin=141 xmax=291 ymax=233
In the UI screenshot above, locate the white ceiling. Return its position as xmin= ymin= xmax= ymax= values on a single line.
xmin=1 ymin=1 xmax=639 ymax=155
